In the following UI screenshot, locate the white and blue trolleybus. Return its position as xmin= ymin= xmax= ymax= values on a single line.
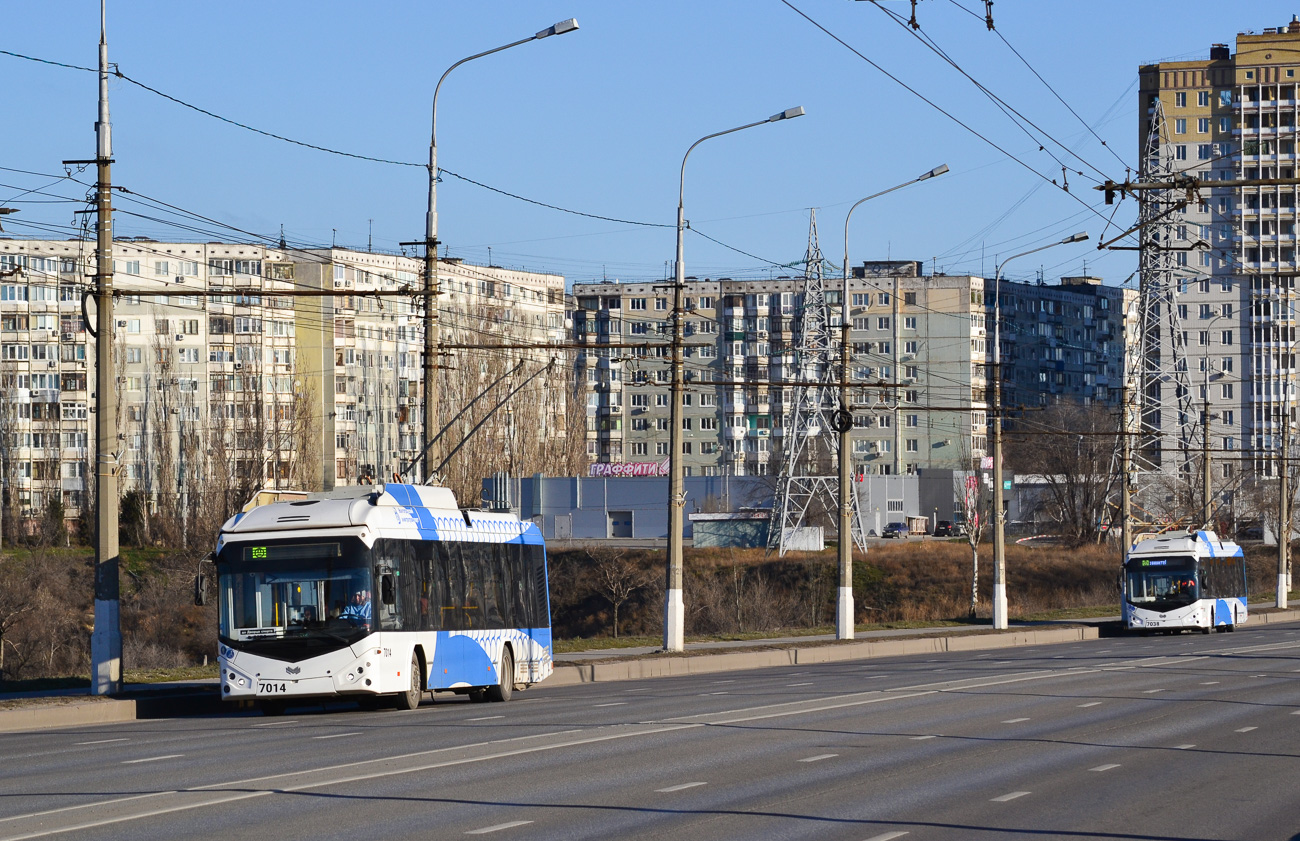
xmin=211 ymin=483 xmax=552 ymax=713
xmin=1122 ymin=530 xmax=1247 ymax=634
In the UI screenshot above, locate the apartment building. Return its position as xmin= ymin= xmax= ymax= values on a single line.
xmin=573 ymin=263 xmax=1134 ymax=478
xmin=0 ymin=238 xmax=566 ymax=531
xmin=1137 ymin=18 xmax=1300 ymax=479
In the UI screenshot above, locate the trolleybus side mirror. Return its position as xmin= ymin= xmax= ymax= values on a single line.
xmin=380 ymin=572 xmax=396 ymax=606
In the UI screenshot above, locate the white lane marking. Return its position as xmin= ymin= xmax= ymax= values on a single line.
xmin=799 ymin=753 xmax=838 ymax=763
xmin=910 ymin=735 xmax=937 ymax=740
xmin=711 ymin=680 xmax=736 ymax=685
xmin=466 ymin=820 xmax=533 ymax=835
xmin=76 ymin=738 xmax=129 ymax=745
xmin=593 ymin=702 xmax=626 ymax=708
xmin=1077 ymin=702 xmax=1103 ymax=708
xmin=1090 ymin=764 xmax=1121 ymax=772
xmin=624 ymin=688 xmax=650 ymax=693
xmin=991 ymin=791 xmax=1030 ymax=802
xmin=1200 ymin=681 xmax=1220 ymax=685
xmin=1236 ymin=726 xmax=1258 ymax=733
xmin=863 ymin=833 xmax=910 ymax=841
xmin=1174 ymin=744 xmax=1196 ymax=750
xmin=787 ymin=682 xmax=814 ymax=687
xmin=1291 ymin=710 xmax=1300 ymax=715
xmin=121 ymin=755 xmax=183 ymax=764
xmin=1052 ymin=656 xmax=1064 ymax=659
xmin=1001 ymin=718 xmax=1030 ymax=723
xmin=1142 ymin=689 xmax=1167 ymax=694
xmin=467 ymin=716 xmax=504 ymax=722
xmin=656 ymin=782 xmax=707 ymax=792
xmin=312 ymin=732 xmax=361 ymax=740
xmin=251 ymin=720 xmax=299 ymax=727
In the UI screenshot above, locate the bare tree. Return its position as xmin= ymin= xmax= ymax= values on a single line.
xmin=955 ymin=438 xmax=990 ymax=619
xmin=1006 ymin=402 xmax=1121 ymax=546
xmin=587 ymin=547 xmax=648 ymax=638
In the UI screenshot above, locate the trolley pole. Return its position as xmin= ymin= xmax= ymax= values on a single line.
xmin=90 ymin=0 xmax=121 ymax=695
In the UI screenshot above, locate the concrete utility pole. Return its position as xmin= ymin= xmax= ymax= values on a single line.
xmin=1280 ymin=407 xmax=1290 ymax=609
xmin=1121 ymin=378 xmax=1133 ymax=555
xmin=90 ymin=0 xmax=121 ymax=695
xmin=0 ymin=207 xmax=16 ymax=551
xmin=837 ymin=165 xmax=947 ymax=641
xmin=992 ymin=232 xmax=1088 ymax=630
xmin=665 ymin=107 xmax=804 ymax=652
xmin=1203 ymin=397 xmax=1213 ymax=530
xmin=414 ymin=18 xmax=578 ymax=485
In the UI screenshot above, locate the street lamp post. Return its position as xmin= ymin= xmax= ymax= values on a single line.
xmin=991 ymin=231 xmax=1088 ymax=630
xmin=419 ymin=18 xmax=579 ymax=484
xmin=665 ymin=107 xmax=805 ymax=653
xmin=837 ymin=164 xmax=947 ymax=640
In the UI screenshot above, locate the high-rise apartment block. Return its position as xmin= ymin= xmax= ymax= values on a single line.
xmin=0 ymin=238 xmax=566 ymax=531
xmin=573 ymin=262 xmax=1133 ymax=477
xmin=1138 ymin=18 xmax=1300 ymax=479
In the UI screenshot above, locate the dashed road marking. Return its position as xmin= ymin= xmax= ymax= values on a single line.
xmin=466 ymin=821 xmax=533 ymax=835
xmin=1200 ymin=681 xmax=1220 ymax=685
xmin=1142 ymin=689 xmax=1167 ymax=694
xmin=863 ymin=833 xmax=910 ymax=841
xmin=76 ymin=738 xmax=129 ymax=745
xmin=799 ymin=753 xmax=838 ymax=763
xmin=1077 ymin=702 xmax=1103 ymax=708
xmin=593 ymin=702 xmax=626 ymax=708
xmin=122 ymin=754 xmax=183 ymax=764
xmin=1002 ymin=718 xmax=1030 ymax=723
xmin=991 ymin=791 xmax=1030 ymax=802
xmin=1236 ymin=726 xmax=1258 ymax=733
xmin=1090 ymin=764 xmax=1121 ymax=772
xmin=787 ymin=682 xmax=814 ymax=687
xmin=251 ymin=720 xmax=298 ymax=727
xmin=312 ymin=732 xmax=360 ymax=740
xmin=467 ymin=716 xmax=504 ymax=722
xmin=910 ymin=735 xmax=937 ymax=740
xmin=656 ymin=782 xmax=707 ymax=792
xmin=1174 ymin=744 xmax=1196 ymax=750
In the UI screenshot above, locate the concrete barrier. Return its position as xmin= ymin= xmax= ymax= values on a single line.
xmin=548 ymin=626 xmax=1098 ymax=687
xmin=0 ymin=699 xmax=136 ymax=733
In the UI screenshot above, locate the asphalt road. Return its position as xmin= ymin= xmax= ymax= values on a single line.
xmin=3 ymin=624 xmax=1300 ymax=841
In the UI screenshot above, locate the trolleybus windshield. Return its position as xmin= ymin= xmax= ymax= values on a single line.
xmin=1125 ymin=556 xmax=1198 ymax=609
xmin=217 ymin=539 xmax=373 ymax=654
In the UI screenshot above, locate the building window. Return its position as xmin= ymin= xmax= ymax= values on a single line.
xmin=1197 ymin=117 xmax=1210 ymax=134
xmin=656 ymin=442 xmax=669 ymax=455
xmin=1174 ymin=118 xmax=1187 ymax=134
xmin=1175 ymin=145 xmax=1187 ymax=160
xmin=1220 ymin=383 xmax=1233 ymax=399
xmin=1174 ymin=92 xmax=1186 ymax=108
xmin=631 ymin=442 xmax=648 ymax=456
xmin=1198 ymin=90 xmax=1210 ymax=107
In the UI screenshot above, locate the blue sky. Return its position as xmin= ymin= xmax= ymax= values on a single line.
xmin=3 ymin=2 xmax=1298 ymax=288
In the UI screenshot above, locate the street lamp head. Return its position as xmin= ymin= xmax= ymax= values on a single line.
xmin=769 ymin=106 xmax=806 ymax=122
xmin=923 ymin=164 xmax=950 ymax=179
xmin=536 ymin=18 xmax=579 ymax=38
xmin=1061 ymin=231 xmax=1089 ymax=244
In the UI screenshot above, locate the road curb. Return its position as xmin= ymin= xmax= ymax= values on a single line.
xmin=547 ymin=626 xmax=1098 ymax=687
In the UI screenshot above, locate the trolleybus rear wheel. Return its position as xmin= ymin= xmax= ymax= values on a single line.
xmin=487 ymin=648 xmax=514 ymax=703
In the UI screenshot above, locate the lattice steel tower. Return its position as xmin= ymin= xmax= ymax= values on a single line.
xmin=1132 ymin=98 xmax=1198 ymax=526
xmin=770 ymin=211 xmax=868 ymax=555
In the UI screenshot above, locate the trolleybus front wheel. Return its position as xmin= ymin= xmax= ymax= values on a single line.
xmin=394 ymin=655 xmax=422 ymax=711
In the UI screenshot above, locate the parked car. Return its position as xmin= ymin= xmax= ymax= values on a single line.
xmin=933 ymin=520 xmax=954 ymax=537
xmin=881 ymin=522 xmax=907 ymax=538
